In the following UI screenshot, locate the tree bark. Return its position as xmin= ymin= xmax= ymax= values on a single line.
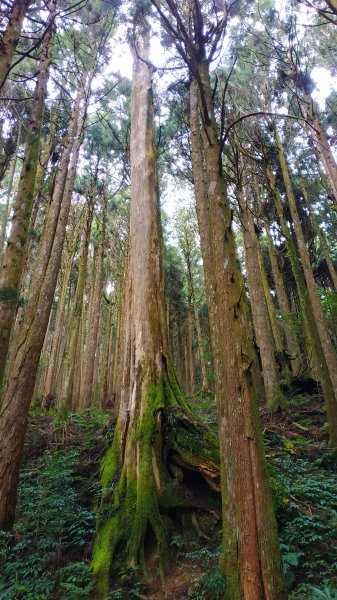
xmin=43 ymin=217 xmax=82 ymax=404
xmin=189 ymin=71 xmax=285 ymax=599
xmin=58 ymin=205 xmax=93 ymax=413
xmin=0 ymin=82 xmax=86 ymax=530
xmin=301 ymin=180 xmax=337 ymax=292
xmin=0 ymin=122 xmax=21 ymax=263
xmin=92 ymin=33 xmax=219 ymax=596
xmin=238 ymin=185 xmax=287 ymax=408
xmin=79 ymin=196 xmax=106 ymax=409
xmin=264 ymin=218 xmax=303 ymax=376
xmin=0 ymin=0 xmax=32 ymax=90
xmin=275 ymin=129 xmax=337 ymax=397
xmin=264 ymin=131 xmax=337 ymax=448
xmin=301 ymin=90 xmax=337 ymax=208
xmin=325 ymin=0 xmax=337 ymax=15
xmin=0 ymin=10 xmax=55 ymax=385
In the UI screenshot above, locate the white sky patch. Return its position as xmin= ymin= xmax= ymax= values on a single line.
xmin=311 ymin=67 xmax=337 ymax=109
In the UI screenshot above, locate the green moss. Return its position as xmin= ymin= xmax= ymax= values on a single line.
xmin=92 ymin=373 xmax=220 ymax=597
xmin=0 ymin=286 xmax=19 ymax=305
xmin=267 ymin=390 xmax=288 ymax=411
xmin=92 ymin=378 xmax=171 ymax=595
xmin=101 ymin=424 xmax=122 ymax=494
xmin=91 ymin=515 xmax=119 ymax=597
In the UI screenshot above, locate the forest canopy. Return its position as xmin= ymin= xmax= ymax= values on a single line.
xmin=0 ymin=0 xmax=337 ymax=598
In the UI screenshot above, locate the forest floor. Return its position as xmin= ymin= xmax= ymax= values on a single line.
xmin=0 ymin=386 xmax=337 ymax=599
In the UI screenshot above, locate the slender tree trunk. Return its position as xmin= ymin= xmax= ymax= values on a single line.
xmin=257 ymin=238 xmax=292 ymax=384
xmin=0 ymin=12 xmax=55 ymax=385
xmin=58 ymin=205 xmax=93 ymax=413
xmin=43 ymin=261 xmax=70 ymax=403
xmin=43 ymin=220 xmax=82 ymax=403
xmin=239 ymin=185 xmax=287 ymax=408
xmin=301 ymin=90 xmax=337 ymax=208
xmin=0 ymin=0 xmax=32 ymax=90
xmin=264 ymin=218 xmax=302 ymax=376
xmin=80 ymin=199 xmax=106 ymax=409
xmin=275 ymin=129 xmax=337 ymax=393
xmin=187 ymin=261 xmax=208 ymax=390
xmin=265 ymin=132 xmax=337 ymax=448
xmin=187 ymin=307 xmax=195 ymax=394
xmin=190 ymin=72 xmax=285 ymax=599
xmin=0 ymin=122 xmax=22 ymax=262
xmin=176 ymin=316 xmax=184 ymax=388
xmin=301 ymin=181 xmax=337 ymax=292
xmin=101 ymin=293 xmax=114 ymax=408
xmin=0 ymin=83 xmax=86 ymax=530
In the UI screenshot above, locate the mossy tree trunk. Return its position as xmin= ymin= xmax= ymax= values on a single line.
xmin=300 ymin=88 xmax=337 ymax=208
xmin=92 ymin=31 xmax=219 ymax=597
xmin=238 ymin=183 xmax=287 ymax=408
xmin=0 ymin=82 xmax=87 ymax=531
xmin=0 ymin=0 xmax=32 ymax=90
xmin=0 ymin=8 xmax=55 ymax=386
xmin=189 ymin=65 xmax=285 ymax=598
xmin=0 ymin=122 xmax=21 ymax=263
xmin=263 ymin=216 xmax=303 ymax=376
xmin=43 ymin=232 xmax=77 ymax=404
xmin=274 ymin=128 xmax=337 ymax=445
xmin=262 ymin=138 xmax=337 ymax=449
xmin=58 ymin=204 xmax=94 ymax=413
xmin=301 ymin=180 xmax=337 ymax=292
xmin=80 ymin=191 xmax=106 ymax=410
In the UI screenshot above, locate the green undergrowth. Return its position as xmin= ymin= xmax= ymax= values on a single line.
xmin=264 ymin=393 xmax=337 ymax=599
xmin=170 ymin=535 xmax=225 ymax=599
xmin=0 ymin=409 xmax=112 ymax=600
xmin=0 ymin=393 xmax=336 ymax=598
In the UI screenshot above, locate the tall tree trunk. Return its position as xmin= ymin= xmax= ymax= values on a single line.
xmin=43 ymin=219 xmax=82 ymax=404
xmin=301 ymin=89 xmax=337 ymax=207
xmin=101 ymin=292 xmax=114 ymax=408
xmin=187 ymin=260 xmax=208 ymax=391
xmin=42 ymin=257 xmax=71 ymax=403
xmin=0 ymin=83 xmax=86 ymax=531
xmin=80 ymin=199 xmax=106 ymax=410
xmin=58 ymin=206 xmax=93 ymax=413
xmin=238 ymin=185 xmax=287 ymax=408
xmin=264 ymin=132 xmax=337 ymax=448
xmin=301 ymin=181 xmax=337 ymax=292
xmin=187 ymin=306 xmax=195 ymax=394
xmin=0 ymin=0 xmax=32 ymax=90
xmin=0 ymin=11 xmax=55 ymax=385
xmin=92 ymin=35 xmax=219 ymax=597
xmin=257 ymin=238 xmax=292 ymax=384
xmin=0 ymin=122 xmax=21 ymax=262
xmin=275 ymin=129 xmax=337 ymax=396
xmin=190 ymin=72 xmax=285 ymax=599
xmin=264 ymin=217 xmax=302 ymax=376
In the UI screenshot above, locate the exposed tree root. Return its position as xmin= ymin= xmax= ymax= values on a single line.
xmin=91 ymin=376 xmax=220 ymax=597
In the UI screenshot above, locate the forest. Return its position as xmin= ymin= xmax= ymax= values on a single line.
xmin=0 ymin=0 xmax=337 ymax=598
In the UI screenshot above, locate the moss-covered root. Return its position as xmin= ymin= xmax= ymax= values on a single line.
xmin=92 ymin=379 xmax=170 ymax=597
xmin=92 ymin=377 xmax=220 ymax=597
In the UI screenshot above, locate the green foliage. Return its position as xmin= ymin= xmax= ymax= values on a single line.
xmin=170 ymin=536 xmax=225 ymax=599
xmin=0 ymin=448 xmax=97 ymax=599
xmin=268 ymin=454 xmax=337 ymax=595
